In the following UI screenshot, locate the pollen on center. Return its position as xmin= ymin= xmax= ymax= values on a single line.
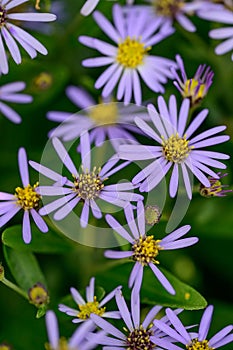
xmin=116 ymin=36 xmax=150 ymax=68
xmin=162 ymin=133 xmax=192 ymax=163
xmin=132 ymin=235 xmax=161 ymax=266
xmin=15 ymin=182 xmax=41 ymax=210
xmin=77 ymin=296 xmax=105 ymax=320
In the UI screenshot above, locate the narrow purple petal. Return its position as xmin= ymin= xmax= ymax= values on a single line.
xmin=198 ymin=305 xmax=214 ymax=341
xmin=0 ymin=101 xmax=21 ymax=123
xmin=142 ymin=305 xmax=163 ymax=329
xmin=52 ymin=137 xmax=78 ymax=175
xmin=160 ymin=225 xmax=191 ymax=244
xmin=105 ymin=214 xmax=134 ymax=243
xmin=0 ymin=205 xmax=20 ymax=227
xmin=115 ymin=289 xmax=134 ymax=331
xmin=39 ymin=193 xmax=76 ymax=215
xmin=45 ymin=311 xmax=59 ymax=349
xmin=71 ymin=287 xmax=86 ymax=305
xmin=104 ymin=250 xmax=133 ymax=259
xmin=18 ymin=147 xmax=29 ymax=187
xmin=166 ymin=308 xmax=191 ymax=343
xmin=22 ymin=210 xmax=31 ymax=244
xmin=53 ymin=196 xmax=81 ymax=220
xmin=90 ymin=314 xmax=125 ymax=340
xmin=209 ymin=325 xmax=233 ymax=347
xmin=80 ymin=131 xmax=91 ymax=171
xmin=30 ymin=208 xmax=48 ymax=233
xmin=149 ymin=263 xmax=176 ymax=295
xmin=80 ymin=200 xmax=90 ymax=228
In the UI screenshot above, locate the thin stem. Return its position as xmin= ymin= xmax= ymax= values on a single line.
xmin=2 ymin=277 xmax=28 ymax=300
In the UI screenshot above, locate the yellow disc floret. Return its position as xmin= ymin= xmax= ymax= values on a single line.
xmin=73 ymin=166 xmax=105 ymax=200
xmin=0 ymin=6 xmax=6 ymax=27
xmin=126 ymin=324 xmax=155 ymax=349
xmin=152 ymin=0 xmax=184 ymax=17
xmin=117 ymin=36 xmax=150 ymax=68
xmin=186 ymin=338 xmax=214 ymax=350
xmin=182 ymin=79 xmax=206 ymax=105
xmin=77 ymin=296 xmax=105 ymax=320
xmin=89 ymin=101 xmax=118 ymax=125
xmin=132 ymin=235 xmax=161 ymax=266
xmin=15 ymin=182 xmax=41 ymax=210
xmin=162 ymin=133 xmax=192 ymax=163
xmin=45 ymin=337 xmax=70 ymax=350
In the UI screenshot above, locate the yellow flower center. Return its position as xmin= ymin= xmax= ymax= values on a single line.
xmin=186 ymin=338 xmax=213 ymax=350
xmin=162 ymin=134 xmax=192 ymax=163
xmin=0 ymin=345 xmax=11 ymax=350
xmin=89 ymin=101 xmax=118 ymax=125
xmin=45 ymin=338 xmax=72 ymax=350
xmin=0 ymin=6 xmax=6 ymax=27
xmin=15 ymin=182 xmax=41 ymax=210
xmin=152 ymin=0 xmax=184 ymax=17
xmin=77 ymin=296 xmax=106 ymax=320
xmin=116 ymin=36 xmax=150 ymax=68
xmin=28 ymin=283 xmax=49 ymax=308
xmin=126 ymin=324 xmax=155 ymax=349
xmin=132 ymin=235 xmax=161 ymax=266
xmin=182 ymin=79 xmax=206 ymax=105
xmin=73 ymin=166 xmax=105 ymax=200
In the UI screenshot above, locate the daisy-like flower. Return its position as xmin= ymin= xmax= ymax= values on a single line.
xmin=152 ymin=305 xmax=233 ymax=350
xmin=0 ymin=148 xmax=48 ymax=244
xmin=0 ymin=81 xmax=32 ymax=123
xmin=45 ymin=310 xmax=99 ymax=350
xmin=59 ymin=277 xmax=121 ymax=331
xmin=105 ymin=202 xmax=198 ymax=295
xmin=141 ymin=0 xmax=198 ymax=32
xmin=0 ymin=0 xmax=56 ymax=74
xmin=79 ymin=4 xmax=176 ymax=105
xmin=90 ymin=288 xmax=175 ymax=349
xmin=199 ymin=172 xmax=232 ymax=197
xmin=47 ymin=85 xmax=148 ymax=151
xmin=197 ymin=5 xmax=233 ymax=60
xmin=171 ymin=54 xmax=214 ymax=107
xmin=119 ymin=95 xmax=230 ymax=199
xmin=29 ymin=132 xmax=143 ymax=228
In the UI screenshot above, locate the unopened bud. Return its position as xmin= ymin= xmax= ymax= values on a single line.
xmin=28 ymin=282 xmax=50 ymax=308
xmin=33 ymin=72 xmax=53 ymax=90
xmin=200 ymin=173 xmax=232 ymax=198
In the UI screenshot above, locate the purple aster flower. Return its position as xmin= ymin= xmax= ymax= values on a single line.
xmin=29 ymin=132 xmax=143 ymax=228
xmin=152 ymin=305 xmax=233 ymax=349
xmin=197 ymin=5 xmax=233 ymax=60
xmin=0 ymin=148 xmax=48 ymax=244
xmin=119 ymin=95 xmax=230 ymax=199
xmin=79 ymin=4 xmax=176 ymax=105
xmin=171 ymin=54 xmax=214 ymax=107
xmin=105 ymin=201 xmax=198 ymax=295
xmin=59 ymin=277 xmax=121 ymax=332
xmin=90 ymin=288 xmax=176 ymax=349
xmin=138 ymin=0 xmax=198 ymax=33
xmin=0 ymin=0 xmax=56 ymax=74
xmin=199 ymin=172 xmax=232 ymax=197
xmin=47 ymin=85 xmax=149 ymax=151
xmin=45 ymin=310 xmax=99 ymax=350
xmin=0 ymin=81 xmax=32 ymax=123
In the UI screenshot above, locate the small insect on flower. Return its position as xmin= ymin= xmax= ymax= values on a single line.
xmin=79 ymin=4 xmax=176 ymax=105
xmin=105 ymin=202 xmax=198 ymax=295
xmin=0 ymin=0 xmax=56 ymax=74
xmin=0 ymin=148 xmax=48 ymax=244
xmin=200 ymin=172 xmax=232 ymax=197
xmin=171 ymin=54 xmax=214 ymax=107
xmin=152 ymin=305 xmax=233 ymax=350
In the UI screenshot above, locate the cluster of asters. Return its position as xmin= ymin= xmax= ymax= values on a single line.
xmin=0 ymin=0 xmax=232 ymax=349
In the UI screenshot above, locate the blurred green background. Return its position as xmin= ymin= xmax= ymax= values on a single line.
xmin=0 ymin=0 xmax=233 ymax=349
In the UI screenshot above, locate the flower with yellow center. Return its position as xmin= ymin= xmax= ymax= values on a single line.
xmin=59 ymin=277 xmax=120 ymax=325
xmin=45 ymin=338 xmax=70 ymax=350
xmin=162 ymin=133 xmax=192 ymax=163
xmin=77 ymin=296 xmax=106 ymax=320
xmin=117 ymin=37 xmax=151 ymax=69
xmin=152 ymin=0 xmax=184 ymax=17
xmin=73 ymin=166 xmax=105 ymax=200
xmin=0 ymin=148 xmax=48 ymax=244
xmin=132 ymin=235 xmax=161 ymax=266
xmin=186 ymin=338 xmax=213 ymax=350
xmin=88 ymin=101 xmax=118 ymax=125
xmin=15 ymin=182 xmax=41 ymax=210
xmin=126 ymin=324 xmax=156 ymax=350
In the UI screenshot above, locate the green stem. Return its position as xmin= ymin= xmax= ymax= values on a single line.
xmin=2 ymin=277 xmax=28 ymax=300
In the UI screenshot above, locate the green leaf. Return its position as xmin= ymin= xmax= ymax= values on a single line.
xmin=96 ymin=262 xmax=207 ymax=310
xmin=3 ymin=246 xmax=47 ymax=292
xmin=36 ymin=306 xmax=47 ymax=319
xmin=2 ymin=224 xmax=73 ymax=254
